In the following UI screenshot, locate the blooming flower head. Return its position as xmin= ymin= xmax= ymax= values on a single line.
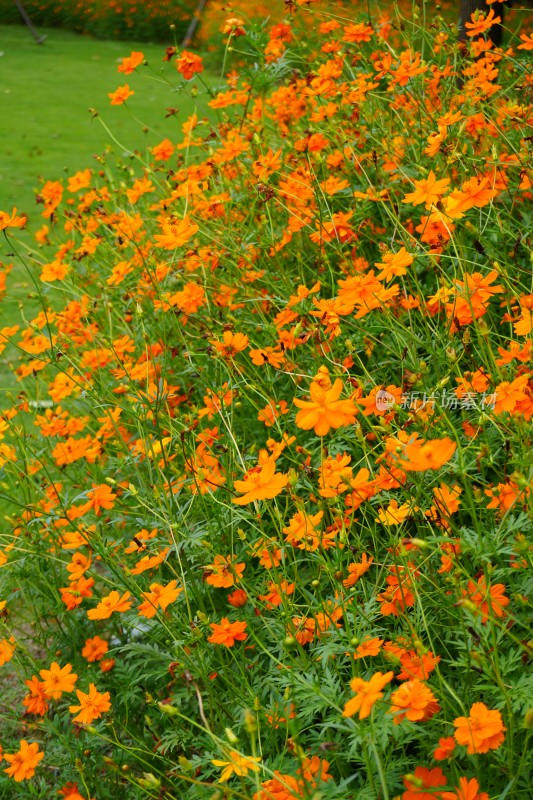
xmin=208 ymin=618 xmax=248 ymax=647
xmin=83 ymin=483 xmax=116 ymax=515
xmin=389 ymin=679 xmax=440 ymax=724
xmin=39 ymin=661 xmax=78 ymax=699
xmin=69 ymin=683 xmax=111 ymax=724
xmin=461 ymin=576 xmax=509 ymax=624
xmin=87 ymin=590 xmax=132 ymax=620
xmin=465 ymin=8 xmax=501 ymax=37
xmin=342 ymin=670 xmax=394 ymax=719
xmin=294 ymin=367 xmax=358 ymax=436
xmin=222 ymin=18 xmax=246 ymax=37
xmin=108 ymin=84 xmax=134 ymax=105
xmin=0 ymin=636 xmax=15 ymax=666
xmin=433 ymin=736 xmax=456 ymax=761
xmin=137 ymin=580 xmax=183 ymax=618
xmin=402 ymin=171 xmax=450 ymax=208
xmin=453 ymin=702 xmax=506 ymax=754
xmin=402 ymin=767 xmax=447 ymax=800
xmin=3 ymin=740 xmax=44 ymax=782
xmin=22 ymin=676 xmax=49 ymax=716
xmin=212 ymin=750 xmax=261 ymax=782
xmin=117 ymin=50 xmax=144 ymax=75
xmin=210 ymin=330 xmax=249 ymax=358
xmin=0 ymin=207 xmax=27 ymax=231
xmin=232 ymin=458 xmax=288 ymax=505
xmin=82 ymin=636 xmax=109 ymax=663
xmin=176 ymin=51 xmax=204 ymax=80
xmin=442 ymin=777 xmax=488 ymax=800
xmin=205 ymin=555 xmax=246 ymax=588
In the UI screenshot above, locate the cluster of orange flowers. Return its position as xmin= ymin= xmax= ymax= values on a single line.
xmin=0 ymin=2 xmax=531 ymax=798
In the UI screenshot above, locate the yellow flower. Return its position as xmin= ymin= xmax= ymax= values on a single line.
xmin=211 ymin=750 xmax=261 ymax=782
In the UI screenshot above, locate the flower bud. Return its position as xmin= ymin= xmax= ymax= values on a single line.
xmin=244 ymin=709 xmax=258 ymax=734
xmin=404 ymin=774 xmax=425 ymax=788
xmin=140 ymin=773 xmax=161 ymax=789
xmin=225 ymin=727 xmax=238 ymax=743
xmin=158 ymin=701 xmax=180 ymax=716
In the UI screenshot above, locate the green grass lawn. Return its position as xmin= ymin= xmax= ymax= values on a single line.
xmin=0 ymin=24 xmax=201 ymax=213
xmin=0 ymin=24 xmax=208 ymax=387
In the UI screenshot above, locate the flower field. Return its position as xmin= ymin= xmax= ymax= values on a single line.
xmin=0 ymin=2 xmax=532 ymax=799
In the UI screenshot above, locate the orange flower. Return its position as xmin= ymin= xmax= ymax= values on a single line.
xmin=39 ymin=661 xmax=78 ymax=699
xmin=60 ymin=576 xmax=94 ymax=610
xmin=433 ymin=736 xmax=456 ymax=761
xmin=210 ymin=330 xmax=249 ymax=358
xmin=395 ymin=437 xmax=456 ymax=472
xmin=259 ymin=580 xmax=294 ymax=608
xmin=22 ymin=677 xmax=49 ymax=716
xmin=67 ymin=169 xmax=92 ymax=193
xmin=343 ymin=554 xmax=373 ymax=587
xmin=453 ymin=702 xmax=506 ymax=754
xmin=0 ymin=636 xmax=15 ymax=666
xmin=137 ymin=580 xmax=183 ymax=618
xmin=377 ymin=500 xmax=412 ymax=526
xmin=353 ymin=637 xmax=383 ymax=659
xmin=375 ymin=247 xmax=413 ymax=281
xmin=208 ymin=618 xmax=248 ymax=646
xmin=249 ymin=346 xmax=286 ymax=368
xmin=69 ymin=683 xmax=111 ymax=724
xmin=87 ymin=590 xmax=132 ymax=620
xmin=465 ymin=8 xmax=501 ymax=37
xmin=40 ymin=179 xmax=63 ymax=217
xmin=0 ymin=207 xmax=27 ymax=231
xmin=154 ymin=217 xmax=199 ymax=249
xmin=205 ymin=555 xmax=245 ymax=588
xmin=517 ymin=33 xmax=533 ymax=50
xmin=82 ymin=636 xmax=109 ymax=663
xmin=294 ymin=368 xmax=358 ymax=436
xmin=398 ymin=649 xmax=440 ymax=681
xmin=60 ymin=782 xmax=92 ymax=800
xmin=227 ymin=589 xmax=248 ymax=607
xmin=283 ymin=509 xmax=324 ymax=551
xmin=222 ymin=17 xmax=246 ymax=37
xmin=442 ymin=777 xmax=488 ymax=800
xmin=83 ymin=483 xmax=116 ymax=515
xmin=402 ymin=767 xmax=447 ymax=800
xmin=3 ymin=740 xmax=44 ymax=782
xmin=343 ymin=22 xmax=373 ymax=42
xmin=151 ymin=138 xmax=175 ymax=161
xmin=40 ymin=259 xmax=68 ymax=282
xmin=402 ymin=171 xmax=450 ymax=208
xmin=176 ymin=51 xmax=204 ymax=80
xmin=461 ymin=576 xmax=509 ymax=624
xmin=108 ymin=84 xmax=134 ymax=105
xmin=291 ymin=616 xmax=316 ymax=646
xmin=118 ymin=50 xmax=144 ymax=74
xmin=67 ymin=552 xmax=91 ymax=581
xmin=342 ymin=670 xmax=394 ymax=719
xmin=389 ymin=679 xmax=440 ymax=724
xmin=232 ymin=458 xmax=288 ymax=505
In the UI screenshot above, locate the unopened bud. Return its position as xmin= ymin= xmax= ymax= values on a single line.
xmin=244 ymin=709 xmax=258 ymax=734
xmin=404 ymin=773 xmax=425 ymax=788
xmin=157 ymin=701 xmax=179 ymax=716
xmin=225 ymin=727 xmax=238 ymax=743
xmin=140 ymin=773 xmax=161 ymax=789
